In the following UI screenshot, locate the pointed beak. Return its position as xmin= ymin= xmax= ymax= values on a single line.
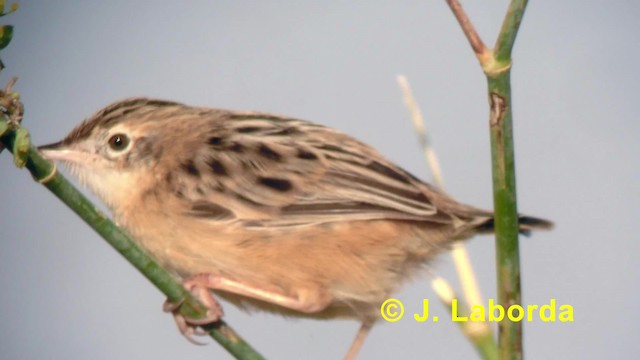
xmin=38 ymin=140 xmax=65 ymax=151
xmin=37 ymin=141 xmax=76 ymax=162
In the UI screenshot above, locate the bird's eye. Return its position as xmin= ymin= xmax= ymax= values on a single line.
xmin=108 ymin=133 xmax=130 ymax=151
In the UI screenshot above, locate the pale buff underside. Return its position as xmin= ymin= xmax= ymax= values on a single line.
xmin=121 ymin=195 xmax=456 ymax=321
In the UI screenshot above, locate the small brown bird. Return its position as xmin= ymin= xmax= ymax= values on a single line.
xmin=39 ymin=98 xmax=551 ymax=359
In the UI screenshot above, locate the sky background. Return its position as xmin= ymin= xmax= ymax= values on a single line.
xmin=1 ymin=1 xmax=638 ymax=359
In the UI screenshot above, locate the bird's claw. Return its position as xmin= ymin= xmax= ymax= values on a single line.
xmin=163 ymin=278 xmax=224 ymax=345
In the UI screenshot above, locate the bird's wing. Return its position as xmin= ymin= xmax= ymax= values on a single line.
xmin=175 ymin=112 xmax=457 ymax=227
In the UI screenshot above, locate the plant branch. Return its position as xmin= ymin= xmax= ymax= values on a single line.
xmin=398 ymin=75 xmax=497 ymax=360
xmin=433 ymin=278 xmax=498 ymax=360
xmin=445 ymin=0 xmax=491 ymax=64
xmin=0 ymin=117 xmax=265 ymax=360
xmin=494 ymin=0 xmax=528 ymax=63
xmin=444 ymin=1 xmax=531 ymax=359
xmin=487 ymin=70 xmax=521 ymax=360
xmin=396 ymin=75 xmax=444 ymax=186
xmin=0 ymin=6 xmax=261 ymax=357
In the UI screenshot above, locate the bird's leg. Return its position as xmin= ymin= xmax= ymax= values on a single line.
xmin=165 ymin=273 xmax=333 ymax=342
xmin=186 ymin=273 xmax=332 ymax=312
xmin=344 ymin=321 xmax=374 ymax=360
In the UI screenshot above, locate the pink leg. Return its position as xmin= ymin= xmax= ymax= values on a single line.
xmin=166 ymin=273 xmax=332 ymax=343
xmin=344 ymin=321 xmax=374 ymax=360
xmin=185 ymin=273 xmax=332 ymax=313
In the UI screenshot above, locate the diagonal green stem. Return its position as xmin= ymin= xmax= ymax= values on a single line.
xmin=0 ymin=119 xmax=265 ymax=360
xmin=494 ymin=0 xmax=529 ymax=63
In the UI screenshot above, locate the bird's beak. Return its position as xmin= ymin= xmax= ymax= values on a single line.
xmin=38 ymin=141 xmax=64 ymax=151
xmin=37 ymin=141 xmax=77 ymax=162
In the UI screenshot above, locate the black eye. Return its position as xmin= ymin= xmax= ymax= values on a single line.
xmin=108 ymin=133 xmax=130 ymax=151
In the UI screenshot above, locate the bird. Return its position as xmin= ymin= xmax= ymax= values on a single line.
xmin=39 ymin=97 xmax=552 ymax=359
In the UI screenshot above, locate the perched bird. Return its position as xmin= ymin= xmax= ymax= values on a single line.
xmin=39 ymin=98 xmax=551 ymax=359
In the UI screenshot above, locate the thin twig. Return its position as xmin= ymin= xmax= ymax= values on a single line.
xmin=433 ymin=277 xmax=498 ymax=360
xmin=450 ymin=243 xmax=483 ymax=309
xmin=397 ymin=75 xmax=444 ymax=186
xmin=494 ymin=0 xmax=529 ymax=63
xmin=397 ymin=75 xmax=484 ymax=306
xmin=445 ymin=0 xmax=490 ymax=60
xmin=397 ymin=75 xmax=495 ymax=359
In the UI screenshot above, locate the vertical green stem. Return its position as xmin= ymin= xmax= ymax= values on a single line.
xmin=489 ymin=2 xmax=528 ymax=359
xmin=445 ymin=0 xmax=533 ymax=356
xmin=487 ymin=70 xmax=522 ymax=360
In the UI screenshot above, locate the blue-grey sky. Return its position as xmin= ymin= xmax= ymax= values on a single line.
xmin=1 ymin=1 xmax=638 ymax=359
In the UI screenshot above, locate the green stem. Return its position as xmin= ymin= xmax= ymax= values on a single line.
xmin=494 ymin=0 xmax=529 ymax=63
xmin=0 ymin=121 xmax=265 ymax=360
xmin=487 ymin=2 xmax=529 ymax=359
xmin=474 ymin=329 xmax=500 ymax=360
xmin=433 ymin=279 xmax=498 ymax=360
xmin=487 ymin=70 xmax=522 ymax=360
xmin=446 ymin=0 xmax=530 ymax=358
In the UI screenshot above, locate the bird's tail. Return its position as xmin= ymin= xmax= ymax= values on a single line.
xmin=474 ymin=215 xmax=554 ymax=236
